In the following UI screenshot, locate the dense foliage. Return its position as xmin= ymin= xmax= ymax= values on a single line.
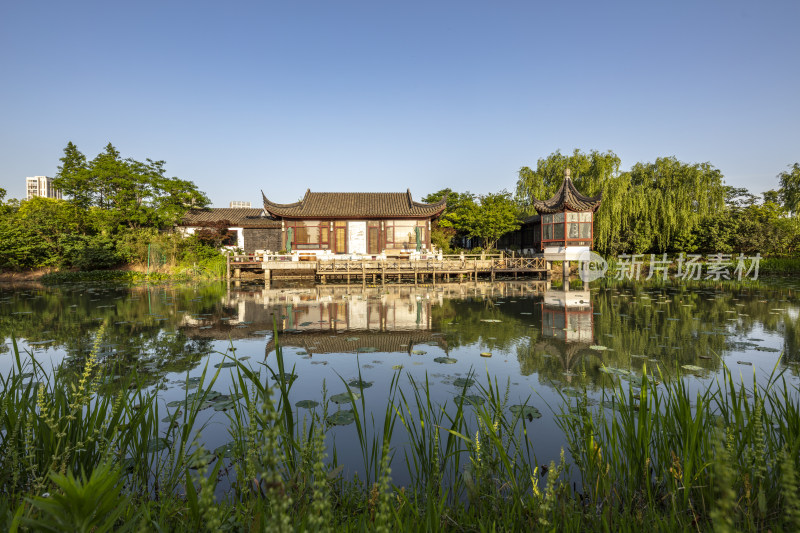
xmin=513 ymin=149 xmax=800 ymax=256
xmin=0 ymin=143 xmax=221 ymax=273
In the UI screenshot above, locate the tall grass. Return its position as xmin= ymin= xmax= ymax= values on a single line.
xmin=2 ymin=326 xmax=800 ymax=531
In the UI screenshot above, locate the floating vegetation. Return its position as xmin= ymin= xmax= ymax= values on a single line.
xmin=271 ymin=373 xmax=298 ymax=384
xmin=186 ymin=451 xmax=216 ymax=469
xmin=411 ymin=350 xmax=427 ymax=355
xmin=327 ymin=409 xmax=356 ymax=426
xmin=480 ymin=352 xmax=492 ymax=358
xmin=347 ymin=379 xmax=373 ymax=389
xmin=391 ymin=364 xmax=403 ymax=370
xmin=737 ymin=360 xmax=753 ymax=366
xmin=455 ymin=394 xmax=485 ymax=407
xmin=330 ymin=392 xmax=360 ymax=404
xmin=214 ymin=442 xmax=235 ymax=458
xmin=452 ymin=377 xmax=475 ymax=388
xmin=755 ymin=346 xmax=781 ymax=352
xmin=146 ymin=438 xmax=171 ymax=453
xmin=589 ymin=345 xmax=609 ymax=351
xmin=295 ymin=399 xmax=319 ymax=409
xmin=434 ymin=357 xmax=457 ymax=364
xmin=681 ymin=365 xmax=705 ymax=372
xmin=480 ymin=319 xmax=502 ymax=323
xmin=214 ymin=361 xmax=237 ymax=369
xmin=599 ymin=366 xmax=630 ymax=376
xmin=509 ymin=404 xmax=542 ymax=421
xmin=357 ymin=347 xmax=378 ymax=353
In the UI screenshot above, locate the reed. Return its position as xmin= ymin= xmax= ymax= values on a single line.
xmin=2 ymin=328 xmax=800 ymax=531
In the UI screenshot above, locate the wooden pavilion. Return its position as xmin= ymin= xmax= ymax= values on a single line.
xmin=499 ymin=169 xmax=602 ymax=258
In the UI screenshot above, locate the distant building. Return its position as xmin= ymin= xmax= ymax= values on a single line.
xmin=229 ymin=201 xmax=251 ymax=208
xmin=26 ymin=176 xmax=62 ymax=200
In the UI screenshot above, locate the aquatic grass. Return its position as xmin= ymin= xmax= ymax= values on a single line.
xmin=4 ymin=322 xmax=800 ymax=531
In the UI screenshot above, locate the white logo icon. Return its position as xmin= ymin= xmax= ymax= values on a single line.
xmin=577 ymin=251 xmax=608 ymax=282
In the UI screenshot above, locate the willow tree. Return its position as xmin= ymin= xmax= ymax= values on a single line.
xmin=515 ymin=150 xmax=727 ymax=255
xmin=628 ymin=157 xmax=726 ymax=252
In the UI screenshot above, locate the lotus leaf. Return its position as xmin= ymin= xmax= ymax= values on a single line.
xmin=330 ymin=392 xmax=360 ymax=404
xmin=146 ymin=438 xmax=171 ymax=453
xmin=327 ymin=409 xmax=356 ymax=426
xmin=295 ymin=400 xmax=319 ymax=409
xmin=509 ymin=404 xmax=542 ymax=421
xmin=347 ymin=379 xmax=373 ymax=389
xmin=434 ymin=357 xmax=457 ymax=364
xmin=453 ymin=377 xmax=475 ymax=388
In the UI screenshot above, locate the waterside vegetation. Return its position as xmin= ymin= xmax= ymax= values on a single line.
xmin=2 ymin=145 xmax=799 ymax=278
xmin=2 ymin=324 xmax=799 ymax=531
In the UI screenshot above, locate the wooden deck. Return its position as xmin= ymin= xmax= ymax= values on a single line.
xmin=227 ymin=253 xmax=549 ymax=284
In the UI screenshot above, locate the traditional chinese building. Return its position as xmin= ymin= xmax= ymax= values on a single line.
xmin=178 ymin=208 xmax=281 ymax=252
xmin=261 ymin=189 xmax=447 ymax=257
xmin=498 ymin=168 xmax=602 ymax=258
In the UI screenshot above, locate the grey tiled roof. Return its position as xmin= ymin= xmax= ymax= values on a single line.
xmin=532 ymin=172 xmax=603 ymax=214
xmin=180 ymin=208 xmax=281 ymax=228
xmin=262 ymin=189 xmax=447 ymax=219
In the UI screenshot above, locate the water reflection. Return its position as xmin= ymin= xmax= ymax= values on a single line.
xmin=1 ymin=280 xmax=799 ymax=392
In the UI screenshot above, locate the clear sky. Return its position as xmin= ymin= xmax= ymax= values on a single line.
xmin=1 ymin=0 xmax=798 ymax=207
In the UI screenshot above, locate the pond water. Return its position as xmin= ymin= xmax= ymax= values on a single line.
xmin=2 ymin=278 xmax=800 ymax=486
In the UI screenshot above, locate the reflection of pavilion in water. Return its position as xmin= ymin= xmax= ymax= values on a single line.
xmin=527 ymin=289 xmax=598 ymax=382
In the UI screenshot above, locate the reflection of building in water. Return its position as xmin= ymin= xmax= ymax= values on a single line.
xmin=265 ymin=330 xmax=447 ymax=355
xmin=518 ymin=289 xmax=597 ymax=384
xmin=541 ymin=290 xmax=593 ymax=343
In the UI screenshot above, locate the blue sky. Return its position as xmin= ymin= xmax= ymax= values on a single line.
xmin=1 ymin=0 xmax=798 ymax=207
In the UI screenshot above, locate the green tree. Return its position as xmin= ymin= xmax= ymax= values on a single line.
xmin=423 ymin=189 xmax=477 ymax=251
xmin=779 ymin=163 xmax=800 ymax=215
xmin=462 ymin=191 xmax=520 ymax=250
xmin=53 ymin=141 xmax=91 ymax=211
xmin=515 ymin=150 xmax=727 ymax=255
xmin=56 ymin=142 xmax=210 ymax=231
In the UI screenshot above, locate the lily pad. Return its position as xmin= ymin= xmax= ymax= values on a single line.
xmin=330 ymin=392 xmax=361 ymax=404
xmin=213 ymin=400 xmax=237 ymax=411
xmin=755 ymin=346 xmax=781 ymax=353
xmin=589 ymin=345 xmax=609 ymax=351
xmin=737 ymin=360 xmax=753 ymax=366
xmin=411 ymin=350 xmax=427 ymax=355
xmin=434 ymin=357 xmax=457 ymax=364
xmin=295 ymin=400 xmax=319 ymax=409
xmin=453 ymin=377 xmax=475 ymax=388
xmin=214 ymin=442 xmax=236 ymax=458
xmin=391 ymin=365 xmax=404 ymax=370
xmin=509 ymin=405 xmax=542 ymax=421
xmin=187 ymin=451 xmax=216 ymax=470
xmin=347 ymin=379 xmax=373 ymax=389
xmin=327 ymin=409 xmax=356 ymax=426
xmin=480 ymin=319 xmax=502 ymax=323
xmin=480 ymin=352 xmax=492 ymax=358
xmin=214 ymin=361 xmax=237 ymax=369
xmin=146 ymin=438 xmax=171 ymax=453
xmin=681 ymin=365 xmax=705 ymax=372
xmin=346 ymin=337 xmax=360 ymax=342
xmin=272 ymin=373 xmax=298 ymax=384
xmin=357 ymin=347 xmax=378 ymax=353
xmin=456 ymin=394 xmax=485 ymax=407
xmin=599 ymin=366 xmax=630 ymax=376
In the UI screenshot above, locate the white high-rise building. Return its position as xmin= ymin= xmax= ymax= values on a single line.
xmin=26 ymin=176 xmax=61 ymax=200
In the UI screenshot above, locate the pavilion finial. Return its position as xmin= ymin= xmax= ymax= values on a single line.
xmin=564 ymin=168 xmax=571 ymax=179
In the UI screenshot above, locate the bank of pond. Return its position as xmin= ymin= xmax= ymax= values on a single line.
xmin=1 ymin=279 xmax=800 ymax=531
